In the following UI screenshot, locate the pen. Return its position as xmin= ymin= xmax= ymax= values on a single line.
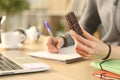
xmin=45 ymin=21 xmax=56 ymax=46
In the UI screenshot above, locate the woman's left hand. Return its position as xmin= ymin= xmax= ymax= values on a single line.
xmin=70 ymin=27 xmax=109 ymax=59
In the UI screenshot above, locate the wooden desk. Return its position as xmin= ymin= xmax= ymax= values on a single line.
xmin=0 ymin=36 xmax=100 ymax=80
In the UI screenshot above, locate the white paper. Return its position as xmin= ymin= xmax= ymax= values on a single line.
xmin=29 ymin=46 xmax=81 ymax=62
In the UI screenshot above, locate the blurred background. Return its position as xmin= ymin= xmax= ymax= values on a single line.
xmin=0 ymin=0 xmax=87 ymax=37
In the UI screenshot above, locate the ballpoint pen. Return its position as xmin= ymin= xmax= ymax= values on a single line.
xmin=45 ymin=21 xmax=56 ymax=46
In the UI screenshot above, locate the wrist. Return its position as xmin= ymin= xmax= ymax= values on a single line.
xmin=102 ymin=44 xmax=112 ymax=60
xmin=57 ymin=37 xmax=64 ymax=48
xmin=59 ymin=36 xmax=67 ymax=47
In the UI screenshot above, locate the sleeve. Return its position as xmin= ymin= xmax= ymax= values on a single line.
xmin=61 ymin=32 xmax=75 ymax=47
xmin=79 ymin=0 xmax=101 ymax=34
xmin=63 ymin=0 xmax=101 ymax=47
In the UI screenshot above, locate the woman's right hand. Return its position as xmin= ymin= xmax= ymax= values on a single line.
xmin=44 ymin=36 xmax=63 ymax=53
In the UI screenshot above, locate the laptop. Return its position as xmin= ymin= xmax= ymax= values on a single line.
xmin=0 ymin=50 xmax=50 ymax=75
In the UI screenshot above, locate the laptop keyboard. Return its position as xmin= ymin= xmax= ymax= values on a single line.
xmin=0 ymin=54 xmax=23 ymax=71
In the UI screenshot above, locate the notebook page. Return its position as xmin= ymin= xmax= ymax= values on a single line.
xmin=29 ymin=46 xmax=81 ymax=62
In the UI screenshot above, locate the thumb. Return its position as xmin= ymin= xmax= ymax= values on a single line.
xmin=56 ymin=38 xmax=63 ymax=49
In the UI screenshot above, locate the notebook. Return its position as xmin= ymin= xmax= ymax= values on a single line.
xmin=91 ymin=59 xmax=120 ymax=75
xmin=93 ymin=70 xmax=120 ymax=80
xmin=29 ymin=45 xmax=83 ymax=63
xmin=0 ymin=50 xmax=50 ymax=75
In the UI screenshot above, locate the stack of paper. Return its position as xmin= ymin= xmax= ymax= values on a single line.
xmin=29 ymin=46 xmax=83 ymax=63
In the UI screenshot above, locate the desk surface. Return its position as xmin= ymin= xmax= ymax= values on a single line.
xmin=0 ymin=36 xmax=100 ymax=80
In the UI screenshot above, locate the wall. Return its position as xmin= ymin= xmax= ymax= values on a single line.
xmin=5 ymin=0 xmax=86 ymax=33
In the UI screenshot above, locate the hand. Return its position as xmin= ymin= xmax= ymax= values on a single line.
xmin=44 ymin=36 xmax=63 ymax=53
xmin=70 ymin=27 xmax=109 ymax=59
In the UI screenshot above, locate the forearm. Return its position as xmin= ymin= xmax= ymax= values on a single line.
xmin=109 ymin=46 xmax=120 ymax=59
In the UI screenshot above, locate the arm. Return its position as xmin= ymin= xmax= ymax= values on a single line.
xmin=45 ymin=0 xmax=102 ymax=52
xmin=79 ymin=0 xmax=101 ymax=35
xmin=70 ymin=27 xmax=120 ymax=59
xmin=63 ymin=0 xmax=101 ymax=47
xmin=110 ymin=46 xmax=120 ymax=59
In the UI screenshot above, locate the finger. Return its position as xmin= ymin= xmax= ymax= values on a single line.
xmin=75 ymin=46 xmax=89 ymax=58
xmin=75 ymin=40 xmax=93 ymax=54
xmin=80 ymin=26 xmax=97 ymax=41
xmin=76 ymin=35 xmax=94 ymax=48
xmin=76 ymin=50 xmax=87 ymax=57
xmin=47 ymin=47 xmax=58 ymax=53
xmin=56 ymin=38 xmax=63 ymax=49
xmin=45 ymin=38 xmax=58 ymax=52
xmin=47 ymin=44 xmax=58 ymax=52
xmin=75 ymin=44 xmax=89 ymax=55
xmin=70 ymin=30 xmax=94 ymax=48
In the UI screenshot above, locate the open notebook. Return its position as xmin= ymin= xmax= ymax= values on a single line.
xmin=29 ymin=46 xmax=83 ymax=63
